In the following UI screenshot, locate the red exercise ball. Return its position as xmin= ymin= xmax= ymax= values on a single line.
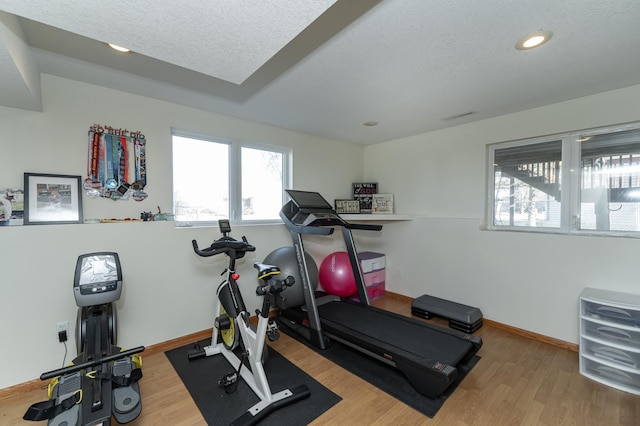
xmin=319 ymin=251 xmax=357 ymax=297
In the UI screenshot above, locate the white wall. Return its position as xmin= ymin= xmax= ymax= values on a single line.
xmin=0 ymin=75 xmax=365 ymax=389
xmin=363 ymin=84 xmax=640 ymax=345
xmin=5 ymin=74 xmax=640 ymax=390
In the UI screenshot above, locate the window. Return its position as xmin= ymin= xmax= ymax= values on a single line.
xmin=488 ymin=122 xmax=640 ymax=236
xmin=172 ymin=133 xmax=290 ymax=224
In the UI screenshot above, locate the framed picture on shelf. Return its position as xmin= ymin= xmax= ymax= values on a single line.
xmin=24 ymin=173 xmax=83 ymax=225
xmin=372 ymin=193 xmax=394 ymax=214
xmin=335 ymin=199 xmax=361 ymax=214
xmin=353 ymin=182 xmax=378 ymax=214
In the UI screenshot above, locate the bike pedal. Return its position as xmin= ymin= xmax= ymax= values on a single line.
xmin=219 ymin=371 xmax=238 ymax=394
xmin=267 ymin=330 xmax=280 ymax=342
xmin=219 ymin=372 xmax=237 ymax=385
xmin=267 ymin=319 xmax=280 ymax=341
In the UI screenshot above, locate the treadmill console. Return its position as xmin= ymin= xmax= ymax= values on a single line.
xmin=73 ymin=252 xmax=123 ymax=307
xmin=285 ymin=189 xmax=346 ymax=227
xmin=285 ymin=189 xmax=333 ymax=210
xmin=301 ymin=212 xmax=344 ymax=226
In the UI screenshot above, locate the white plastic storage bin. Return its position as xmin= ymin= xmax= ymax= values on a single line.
xmin=355 ymin=252 xmax=385 ymax=301
xmin=357 ymin=252 xmax=385 ymax=273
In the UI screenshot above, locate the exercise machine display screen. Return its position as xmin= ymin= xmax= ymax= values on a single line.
xmin=286 ymin=190 xmax=333 ymax=210
xmin=74 ymin=252 xmax=123 ymax=306
xmin=218 ymin=219 xmax=231 ymax=234
xmin=78 ymin=254 xmax=119 ymax=285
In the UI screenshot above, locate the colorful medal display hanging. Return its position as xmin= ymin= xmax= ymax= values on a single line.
xmin=86 ymin=125 xmax=147 ymax=201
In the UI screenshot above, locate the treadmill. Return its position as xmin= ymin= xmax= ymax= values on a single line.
xmin=277 ymin=189 xmax=482 ymax=399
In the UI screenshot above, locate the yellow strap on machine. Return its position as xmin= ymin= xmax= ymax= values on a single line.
xmin=47 ymin=377 xmax=59 ymax=400
xmin=132 ymin=353 xmax=143 ymax=369
xmin=73 ymin=389 xmax=82 ymax=404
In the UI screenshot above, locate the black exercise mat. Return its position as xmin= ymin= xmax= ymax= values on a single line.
xmin=280 ymin=325 xmax=480 ymax=419
xmin=165 ymin=339 xmax=341 ymax=425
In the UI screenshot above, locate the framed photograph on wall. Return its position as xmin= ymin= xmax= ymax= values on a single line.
xmin=0 ymin=187 xmax=24 ymax=226
xmin=24 ymin=173 xmax=83 ymax=225
xmin=335 ymin=199 xmax=361 ymax=214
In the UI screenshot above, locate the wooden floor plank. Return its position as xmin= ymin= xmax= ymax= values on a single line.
xmin=1 ymin=293 xmax=638 ymax=425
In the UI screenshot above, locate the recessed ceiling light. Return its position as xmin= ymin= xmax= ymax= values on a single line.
xmin=515 ymin=30 xmax=553 ymax=50
xmin=363 ymin=121 xmax=379 ymax=127
xmin=108 ymin=43 xmax=131 ymax=53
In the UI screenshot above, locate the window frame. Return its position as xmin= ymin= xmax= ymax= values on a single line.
xmin=172 ymin=129 xmax=292 ymax=225
xmin=486 ymin=121 xmax=640 ymax=237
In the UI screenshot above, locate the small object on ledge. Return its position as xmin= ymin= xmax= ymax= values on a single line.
xmin=99 ymin=218 xmax=143 ymax=223
xmin=141 ymin=211 xmax=154 ymax=221
xmin=154 ymin=205 xmax=166 ymax=221
xmin=153 ymin=206 xmax=174 ymax=221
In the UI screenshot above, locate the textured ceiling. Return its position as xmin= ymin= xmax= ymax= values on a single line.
xmin=1 ymin=0 xmax=640 ymax=145
xmin=0 ymin=0 xmax=337 ymax=84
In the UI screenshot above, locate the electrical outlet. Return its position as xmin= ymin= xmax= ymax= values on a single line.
xmin=56 ymin=321 xmax=69 ymax=342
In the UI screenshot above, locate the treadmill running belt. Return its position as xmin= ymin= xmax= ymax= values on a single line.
xmin=318 ymin=301 xmax=474 ymax=366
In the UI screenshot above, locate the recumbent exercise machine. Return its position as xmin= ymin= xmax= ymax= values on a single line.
xmin=24 ymin=252 xmax=144 ymax=426
xmin=189 ymin=219 xmax=310 ymax=426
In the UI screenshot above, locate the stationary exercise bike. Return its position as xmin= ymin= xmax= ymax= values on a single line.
xmin=24 ymin=252 xmax=144 ymax=425
xmin=189 ymin=219 xmax=310 ymax=426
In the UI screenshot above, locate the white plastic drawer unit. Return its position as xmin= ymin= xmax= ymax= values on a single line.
xmin=581 ymin=338 xmax=640 ymax=369
xmin=582 ymin=301 xmax=640 ymax=328
xmin=581 ymin=320 xmax=640 ymax=350
xmin=581 ymin=357 xmax=640 ymax=388
xmin=579 ymin=287 xmax=640 ymax=395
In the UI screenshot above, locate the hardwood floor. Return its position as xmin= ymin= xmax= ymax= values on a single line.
xmin=1 ymin=293 xmax=638 ymax=425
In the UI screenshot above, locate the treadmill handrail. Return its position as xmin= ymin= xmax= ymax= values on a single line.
xmin=345 ymin=222 xmax=382 ymax=232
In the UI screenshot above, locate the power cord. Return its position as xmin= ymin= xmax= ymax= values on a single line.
xmin=58 ymin=329 xmax=68 ymax=367
xmin=61 ymin=341 xmax=68 ymax=368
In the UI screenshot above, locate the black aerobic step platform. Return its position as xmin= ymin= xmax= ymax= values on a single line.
xmin=411 ymin=294 xmax=483 ymax=333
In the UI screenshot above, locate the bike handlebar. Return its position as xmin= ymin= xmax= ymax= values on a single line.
xmin=192 ymin=236 xmax=256 ymax=258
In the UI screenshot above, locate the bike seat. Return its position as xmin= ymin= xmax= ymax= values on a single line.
xmin=253 ymin=262 xmax=281 ymax=280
